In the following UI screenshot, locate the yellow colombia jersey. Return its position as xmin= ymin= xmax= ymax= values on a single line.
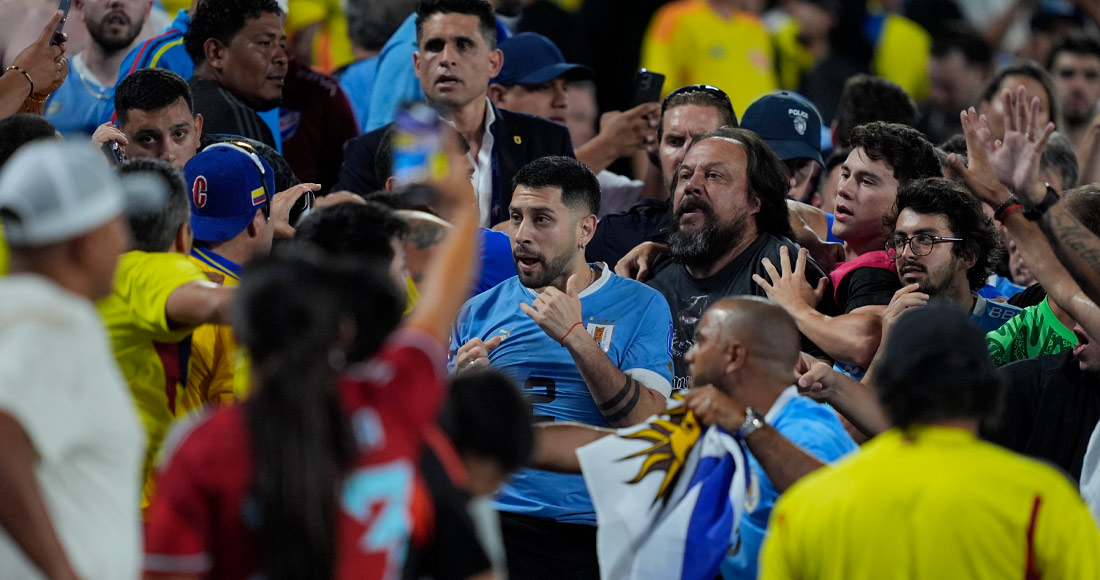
xmin=641 ymin=0 xmax=777 ymax=118
xmin=178 ymin=248 xmax=241 ymax=415
xmin=96 ymin=250 xmax=207 ymax=507
xmin=760 ymin=426 xmax=1100 ymax=580
xmin=0 ymin=222 xmax=8 ymax=276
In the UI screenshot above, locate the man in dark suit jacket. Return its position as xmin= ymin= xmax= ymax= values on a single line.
xmin=334 ymin=0 xmax=574 ymax=226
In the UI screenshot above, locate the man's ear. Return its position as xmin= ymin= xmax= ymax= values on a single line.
xmin=247 ymin=208 xmax=266 ymax=237
xmin=172 ymin=222 xmax=193 ymax=254
xmin=384 ymin=176 xmax=396 ymax=191
xmin=961 ymin=243 xmax=979 ymax=270
xmin=578 ymin=213 xmax=597 ymax=248
xmin=194 ymin=113 xmax=204 ymax=141
xmin=724 ymin=341 xmax=746 ymax=375
xmin=488 ymin=83 xmax=507 ymax=106
xmin=488 ymin=48 xmax=503 ymax=78
xmin=203 ymin=38 xmax=226 ymax=70
xmin=412 ymin=51 xmax=422 ymax=81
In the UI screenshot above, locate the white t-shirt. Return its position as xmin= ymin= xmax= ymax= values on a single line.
xmin=0 ymin=275 xmax=144 ymax=579
xmin=1082 ymin=421 xmax=1100 ymax=527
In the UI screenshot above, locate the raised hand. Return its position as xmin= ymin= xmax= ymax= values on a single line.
xmin=753 ymin=246 xmax=828 ymax=310
xmin=948 ymin=108 xmax=1014 ymax=209
xmin=984 ymin=86 xmax=1055 ymax=204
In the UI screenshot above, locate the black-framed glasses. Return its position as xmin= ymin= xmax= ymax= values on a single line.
xmin=885 ymin=234 xmax=964 ymax=258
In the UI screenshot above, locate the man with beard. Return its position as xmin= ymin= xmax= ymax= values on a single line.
xmin=1047 ymin=33 xmax=1100 ymax=160
xmin=43 ymin=0 xmax=152 ymax=134
xmin=450 ymin=155 xmax=673 ymax=580
xmin=184 ymin=0 xmax=286 ymax=148
xmin=644 ymin=126 xmax=825 ymax=390
xmin=880 ymin=177 xmax=1021 ymax=335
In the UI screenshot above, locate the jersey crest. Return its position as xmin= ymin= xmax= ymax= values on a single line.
xmin=586 ymin=322 xmax=615 ymax=352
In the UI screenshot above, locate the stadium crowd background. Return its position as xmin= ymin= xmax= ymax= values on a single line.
xmin=2 ymin=0 xmax=1100 ymax=578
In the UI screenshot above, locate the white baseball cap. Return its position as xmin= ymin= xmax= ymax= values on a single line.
xmin=0 ymin=141 xmax=164 ymax=247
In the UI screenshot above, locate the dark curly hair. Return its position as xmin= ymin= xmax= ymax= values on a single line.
xmin=185 ymin=0 xmax=283 ymax=65
xmin=891 ymin=177 xmax=1002 ymax=291
xmin=849 ymin=122 xmax=941 ymax=185
xmin=673 ymin=127 xmax=794 ymax=240
xmin=980 ymin=60 xmax=1064 ymax=130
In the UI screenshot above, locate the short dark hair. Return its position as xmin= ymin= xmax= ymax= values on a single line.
xmin=114 ymin=68 xmax=194 ymax=127
xmin=440 ymin=369 xmax=533 ymax=472
xmin=658 ymin=85 xmax=739 ymax=145
xmin=415 ymin=0 xmax=497 ymax=50
xmin=118 ymin=158 xmax=190 ymax=252
xmin=892 ymin=177 xmax=1002 ymax=291
xmin=1046 ymin=32 xmax=1100 ymax=71
xmin=0 ymin=114 xmax=56 ymax=169
xmin=834 ymin=75 xmax=919 ymax=147
xmin=848 ymin=122 xmax=941 ymax=184
xmin=1059 ymin=183 xmax=1100 ymax=237
xmin=675 ymin=127 xmax=794 ymax=240
xmin=1041 ymin=131 xmax=1079 ymax=190
xmin=294 ymin=202 xmax=410 ymax=264
xmin=876 ymin=302 xmax=1002 ymax=427
xmin=346 ymin=0 xmax=416 ymax=52
xmin=931 ymin=21 xmax=993 ymax=68
xmin=939 ymin=134 xmax=967 ymax=157
xmin=980 ymin=60 xmax=1064 ymax=129
xmin=511 ymin=155 xmax=600 ymax=216
xmin=185 ymin=0 xmax=284 ymax=65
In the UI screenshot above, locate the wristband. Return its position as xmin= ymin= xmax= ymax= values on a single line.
xmin=999 ymin=203 xmax=1025 ymax=223
xmin=560 ymin=321 xmax=585 ymax=346
xmin=1024 ymin=184 xmax=1060 ymax=221
xmin=5 ymin=65 xmax=33 ymax=99
xmin=992 ymin=195 xmax=1019 ymax=222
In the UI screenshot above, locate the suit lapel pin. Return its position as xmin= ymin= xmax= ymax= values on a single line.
xmin=513 ymin=135 xmax=522 ymax=144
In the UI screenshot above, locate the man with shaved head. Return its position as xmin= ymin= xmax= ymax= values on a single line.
xmin=534 ymin=297 xmax=855 ymax=580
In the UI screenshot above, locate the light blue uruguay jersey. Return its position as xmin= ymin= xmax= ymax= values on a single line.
xmin=450 ymin=263 xmax=674 ymax=524
xmin=970 ymin=293 xmax=1022 ymax=332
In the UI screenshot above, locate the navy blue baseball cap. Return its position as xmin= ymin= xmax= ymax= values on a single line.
xmin=741 ymin=91 xmax=824 ymax=167
xmin=492 ymin=32 xmax=593 ymax=86
xmin=184 ymin=142 xmax=275 ymax=243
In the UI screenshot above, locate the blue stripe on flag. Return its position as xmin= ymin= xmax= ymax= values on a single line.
xmin=681 ymin=454 xmax=738 ymax=580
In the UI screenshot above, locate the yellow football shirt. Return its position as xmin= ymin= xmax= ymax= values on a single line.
xmin=178 ymin=248 xmax=241 ymax=415
xmin=760 ymin=426 xmax=1100 ymax=579
xmin=286 ymin=0 xmax=352 ymax=72
xmin=641 ymin=0 xmax=777 ymax=118
xmin=96 ymin=250 xmax=207 ymax=507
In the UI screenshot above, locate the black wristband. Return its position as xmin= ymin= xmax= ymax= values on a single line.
xmin=1024 ymin=184 xmax=1060 ymax=221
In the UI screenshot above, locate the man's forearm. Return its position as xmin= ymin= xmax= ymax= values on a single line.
xmin=575 ymin=135 xmax=619 ymax=175
xmin=742 ymin=426 xmax=825 ymax=493
xmin=0 ymin=412 xmax=79 ymax=580
xmin=531 ymin=423 xmax=614 ymax=473
xmin=787 ymin=304 xmax=883 ymax=368
xmin=562 ymin=331 xmax=666 ymax=427
xmin=1004 ymin=210 xmax=1100 ymax=340
xmin=831 ymin=375 xmax=891 ymax=438
xmin=1038 ymin=204 xmax=1100 ymax=305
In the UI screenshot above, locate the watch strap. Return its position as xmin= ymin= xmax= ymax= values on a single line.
xmin=1024 ymin=184 xmax=1060 ymax=221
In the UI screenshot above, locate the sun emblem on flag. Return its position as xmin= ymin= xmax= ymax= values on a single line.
xmin=617 ymin=398 xmax=702 ymax=506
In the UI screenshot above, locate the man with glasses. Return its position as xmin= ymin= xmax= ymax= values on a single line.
xmin=880 ymin=177 xmax=1021 ymax=336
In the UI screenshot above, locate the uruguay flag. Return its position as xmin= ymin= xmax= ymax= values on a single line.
xmin=577 ymin=401 xmax=752 ymax=580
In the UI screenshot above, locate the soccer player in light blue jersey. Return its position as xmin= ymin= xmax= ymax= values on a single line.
xmin=450 ymin=155 xmax=674 ymax=580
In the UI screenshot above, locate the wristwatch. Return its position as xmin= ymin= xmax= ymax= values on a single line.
xmin=1024 ymin=184 xmax=1060 ymax=221
xmin=737 ymin=407 xmax=766 ymax=438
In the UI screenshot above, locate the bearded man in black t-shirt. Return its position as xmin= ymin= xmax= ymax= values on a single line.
xmin=647 ymin=126 xmax=829 ymax=390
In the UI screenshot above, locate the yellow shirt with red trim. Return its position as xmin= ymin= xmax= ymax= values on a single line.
xmin=96 ymin=250 xmax=208 ymax=508
xmin=760 ymin=426 xmax=1100 ymax=579
xmin=179 ymin=248 xmax=241 ymax=416
xmin=640 ymin=0 xmax=777 ymax=117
